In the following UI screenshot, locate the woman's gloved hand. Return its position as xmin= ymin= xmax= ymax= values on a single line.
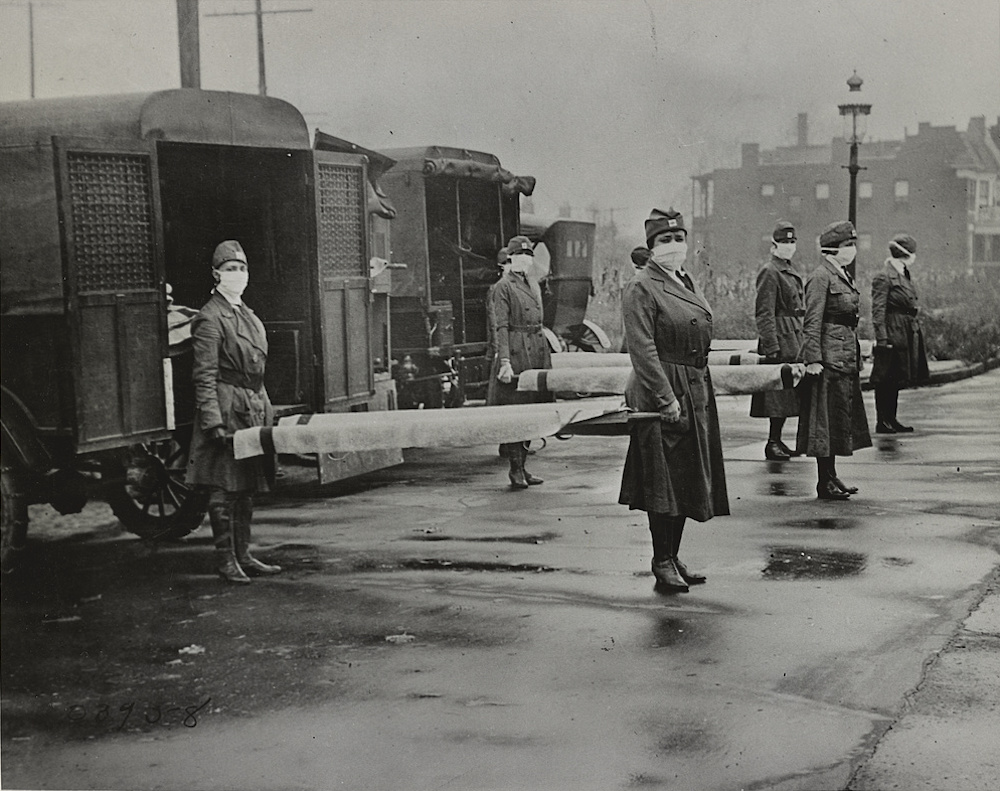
xmin=805 ymin=362 xmax=824 ymax=376
xmin=497 ymin=359 xmax=514 ymax=384
xmin=208 ymin=426 xmax=230 ymax=447
xmin=659 ymin=400 xmax=682 ymax=423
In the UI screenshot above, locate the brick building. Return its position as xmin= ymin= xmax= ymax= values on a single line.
xmin=690 ymin=114 xmax=1000 ymax=281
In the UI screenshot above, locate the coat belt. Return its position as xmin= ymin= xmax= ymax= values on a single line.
xmin=658 ymin=352 xmax=708 ymax=368
xmin=823 ymin=313 xmax=858 ymax=328
xmin=887 ymin=307 xmax=918 ymax=317
xmin=506 ymin=324 xmax=543 ymax=332
xmin=218 ymin=369 xmax=265 ymax=391
xmin=776 ymin=309 xmax=805 ymax=317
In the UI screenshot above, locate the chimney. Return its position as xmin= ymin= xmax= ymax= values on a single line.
xmin=741 ymin=143 xmax=760 ymax=168
xmin=968 ymin=116 xmax=986 ymax=136
xmin=797 ymin=113 xmax=808 ymax=147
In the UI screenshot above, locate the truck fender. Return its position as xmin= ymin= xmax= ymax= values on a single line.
xmin=0 ymin=386 xmax=53 ymax=474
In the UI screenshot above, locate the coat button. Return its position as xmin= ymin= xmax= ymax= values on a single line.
xmin=690 ymin=318 xmax=698 ymax=325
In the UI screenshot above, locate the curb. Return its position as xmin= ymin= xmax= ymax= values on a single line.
xmin=861 ymin=354 xmax=1000 ymax=391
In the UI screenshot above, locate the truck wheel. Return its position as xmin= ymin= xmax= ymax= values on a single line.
xmin=1 ymin=460 xmax=30 ymax=574
xmin=107 ymin=432 xmax=208 ymax=541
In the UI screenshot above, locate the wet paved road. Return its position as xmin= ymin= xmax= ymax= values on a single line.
xmin=3 ymin=371 xmax=999 ymax=790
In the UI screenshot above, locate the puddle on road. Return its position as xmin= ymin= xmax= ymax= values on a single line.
xmin=393 ymin=558 xmax=557 ymax=573
xmin=780 ymin=517 xmax=860 ymax=531
xmin=875 ymin=437 xmax=901 ymax=457
xmin=762 ymin=547 xmax=867 ymax=580
xmin=408 ymin=532 xmax=560 ymax=545
xmin=647 ymin=615 xmax=707 ymax=649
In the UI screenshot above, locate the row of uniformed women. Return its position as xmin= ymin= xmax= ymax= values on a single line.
xmin=620 ymin=209 xmax=928 ymax=593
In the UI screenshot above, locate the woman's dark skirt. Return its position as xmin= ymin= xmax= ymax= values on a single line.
xmin=796 ymin=370 xmax=872 ymax=457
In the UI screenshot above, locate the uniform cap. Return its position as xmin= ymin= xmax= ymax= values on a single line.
xmin=772 ymin=220 xmax=796 ymax=242
xmin=505 ymin=235 xmax=534 ymax=256
xmin=496 ymin=248 xmax=510 ymax=266
xmin=890 ymin=234 xmax=916 ymax=256
xmin=819 ymin=221 xmax=857 ymax=248
xmin=645 ymin=207 xmax=686 ymax=248
xmin=212 ymin=240 xmax=247 ymax=268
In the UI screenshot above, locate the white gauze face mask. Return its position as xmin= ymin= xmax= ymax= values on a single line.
xmin=509 ymin=254 xmax=533 ymax=274
xmin=650 ymin=241 xmax=688 ymax=271
xmin=834 ymin=246 xmax=857 ymax=267
xmin=773 ymin=242 xmax=796 ymax=260
xmin=216 ymin=270 xmax=249 ymax=299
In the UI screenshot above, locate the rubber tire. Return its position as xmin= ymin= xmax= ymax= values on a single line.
xmin=1 ymin=459 xmax=30 ymax=574
xmin=107 ymin=431 xmax=208 ymax=541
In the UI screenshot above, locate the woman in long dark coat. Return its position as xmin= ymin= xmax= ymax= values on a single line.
xmin=751 ymin=220 xmax=805 ymax=460
xmin=187 ymin=240 xmax=279 ymax=584
xmin=619 ymin=208 xmax=729 ymax=593
xmin=488 ymin=235 xmax=551 ymax=489
xmin=796 ymin=221 xmax=872 ymax=500
xmin=870 ymin=234 xmax=929 ymax=433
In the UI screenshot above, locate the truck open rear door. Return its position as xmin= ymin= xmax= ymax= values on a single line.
xmin=53 ymin=137 xmax=170 ymax=453
xmin=310 ymin=149 xmax=401 ymax=483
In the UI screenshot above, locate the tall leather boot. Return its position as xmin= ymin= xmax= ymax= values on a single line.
xmin=875 ymin=384 xmax=897 ymax=434
xmin=887 ymin=388 xmax=913 ymax=432
xmin=816 ymin=457 xmax=849 ymax=500
xmin=648 ymin=512 xmax=688 ymax=593
xmin=208 ymin=493 xmax=250 ymax=584
xmin=828 ymin=457 xmax=858 ymax=495
xmin=521 ymin=442 xmax=543 ymax=486
xmin=234 ymin=495 xmax=281 ymax=575
xmin=505 ymin=443 xmax=528 ymax=489
xmin=670 ymin=517 xmax=706 ymax=585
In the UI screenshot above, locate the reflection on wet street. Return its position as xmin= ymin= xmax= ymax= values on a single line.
xmin=762 ymin=547 xmax=867 ymax=579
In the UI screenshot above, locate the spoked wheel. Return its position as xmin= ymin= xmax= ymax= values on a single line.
xmin=107 ymin=430 xmax=208 ymax=541
xmin=1 ymin=458 xmax=30 ymax=574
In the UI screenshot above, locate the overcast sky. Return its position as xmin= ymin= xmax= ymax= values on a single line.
xmin=1 ymin=0 xmax=998 ymax=235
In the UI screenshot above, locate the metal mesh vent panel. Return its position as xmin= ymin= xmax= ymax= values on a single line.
xmin=317 ymin=163 xmax=364 ymax=278
xmin=66 ymin=152 xmax=156 ymax=292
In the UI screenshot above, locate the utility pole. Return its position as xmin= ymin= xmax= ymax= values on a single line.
xmin=176 ymin=0 xmax=201 ymax=88
xmin=204 ymin=0 xmax=311 ymax=96
xmin=28 ymin=1 xmax=35 ymax=98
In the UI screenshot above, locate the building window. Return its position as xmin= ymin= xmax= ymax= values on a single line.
xmin=977 ymin=179 xmax=992 ymax=209
xmin=815 ymin=182 xmax=830 ymax=200
xmin=761 ymin=183 xmax=775 ymax=198
xmin=858 ymin=233 xmax=872 ymax=251
xmin=789 ymin=195 xmax=802 ymax=213
xmin=967 ymin=179 xmax=977 ymax=211
xmin=894 ymin=180 xmax=909 ymax=202
xmin=859 ymin=181 xmax=873 ymax=200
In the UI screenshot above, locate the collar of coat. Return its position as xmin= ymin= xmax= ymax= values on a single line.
xmin=643 ymin=263 xmax=712 ymax=314
xmin=771 ymin=254 xmax=802 ymax=278
xmin=819 ymin=256 xmax=858 ymax=293
xmin=882 ymin=259 xmax=917 ymax=291
xmin=209 ymin=290 xmax=267 ymax=352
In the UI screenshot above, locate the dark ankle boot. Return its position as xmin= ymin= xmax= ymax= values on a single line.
xmin=651 ymin=558 xmax=689 ymax=592
xmin=234 ymin=496 xmax=281 ymax=575
xmin=521 ymin=445 xmax=543 ymax=485
xmin=506 ymin=444 xmax=528 ymax=489
xmin=209 ymin=496 xmax=250 ymax=584
xmin=669 ymin=517 xmax=705 ymax=584
xmin=816 ymin=458 xmax=850 ymax=500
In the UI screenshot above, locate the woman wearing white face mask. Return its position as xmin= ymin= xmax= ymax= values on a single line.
xmin=619 ymin=208 xmax=729 ymax=594
xmin=751 ymin=220 xmax=805 ymax=461
xmin=870 ymin=234 xmax=929 ymax=433
xmin=187 ymin=240 xmax=279 ymax=584
xmin=488 ymin=235 xmax=552 ymax=489
xmin=796 ymin=221 xmax=871 ymax=500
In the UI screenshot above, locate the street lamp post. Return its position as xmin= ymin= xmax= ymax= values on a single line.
xmin=838 ymin=71 xmax=872 ymax=229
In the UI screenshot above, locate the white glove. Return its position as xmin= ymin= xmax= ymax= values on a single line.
xmin=498 ymin=359 xmax=514 ymax=384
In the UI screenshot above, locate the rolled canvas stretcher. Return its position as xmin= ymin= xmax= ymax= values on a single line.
xmin=517 ymin=363 xmax=804 ymax=397
xmin=233 ymin=397 xmax=628 ymax=460
xmin=550 ymin=350 xmax=763 ymax=368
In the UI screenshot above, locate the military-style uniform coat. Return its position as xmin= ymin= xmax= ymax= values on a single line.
xmin=796 ymin=258 xmax=871 ymax=457
xmin=487 ymin=271 xmax=551 ymax=406
xmin=870 ymin=261 xmax=929 ymax=387
xmin=618 ymin=265 xmax=729 ymax=522
xmin=750 ymin=254 xmax=804 ymax=418
xmin=186 ymin=291 xmax=274 ymax=492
